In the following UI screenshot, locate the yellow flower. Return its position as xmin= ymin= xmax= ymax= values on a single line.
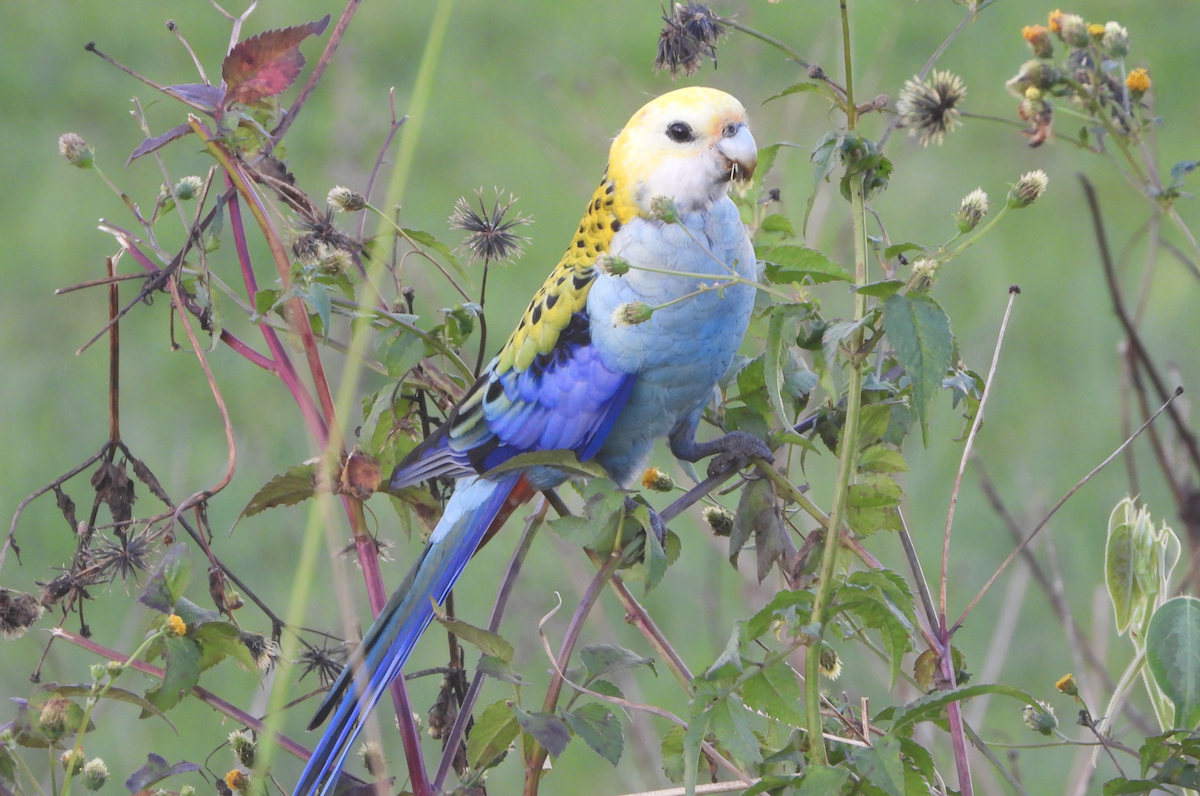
xmin=1088 ymin=23 xmax=1106 ymax=39
xmin=225 ymin=770 xmax=250 ymax=794
xmin=165 ymin=614 xmax=187 ymax=636
xmin=641 ymin=467 xmax=675 ymax=492
xmin=1055 ymin=673 xmax=1079 ymax=696
xmin=1022 ymin=25 xmax=1052 ymax=58
xmin=1047 ymin=9 xmax=1065 ymax=35
xmin=1126 ymin=68 xmax=1151 ymax=95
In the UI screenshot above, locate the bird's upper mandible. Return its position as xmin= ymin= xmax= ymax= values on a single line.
xmin=608 ymin=86 xmax=758 ymax=215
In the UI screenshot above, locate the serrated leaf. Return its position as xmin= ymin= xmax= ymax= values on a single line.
xmin=747 ymin=589 xmax=815 ymax=641
xmin=515 ymin=705 xmax=570 ymax=758
xmin=138 ymin=544 xmax=192 ymax=614
xmin=33 ymin=683 xmax=175 ymax=730
xmin=881 ymin=293 xmax=953 ymax=445
xmin=143 ymin=636 xmax=201 ymax=714
xmin=853 ymin=279 xmax=905 ymax=298
xmin=565 ymin=703 xmax=623 ymax=765
xmin=477 ymin=654 xmax=526 ymax=684
xmin=760 ymin=245 xmax=853 ymax=284
xmin=661 ymin=724 xmax=686 ymax=784
xmin=858 ymin=446 xmax=908 ymax=474
xmin=124 ymin=753 xmax=199 ymax=794
xmin=709 ymin=695 xmax=762 ymax=766
xmin=380 ymin=330 xmax=423 ymax=379
xmin=838 ymin=570 xmax=916 ymax=688
xmin=1103 ymin=778 xmax=1160 ymax=796
xmin=852 ymin=735 xmax=904 ymax=796
xmin=193 ymin=621 xmax=258 ymax=673
xmin=467 ymin=700 xmax=520 ymax=771
xmin=127 ymin=124 xmax=193 ymax=166
xmin=760 ymin=214 xmax=795 ymax=236
xmin=222 ymin=16 xmax=331 ymax=106
xmin=765 ymin=82 xmax=826 ymax=103
xmin=430 ymin=604 xmax=514 ymax=663
xmin=742 ymin=660 xmax=805 ymax=727
xmin=890 ymin=683 xmax=1042 ymax=734
xmin=1147 ymin=597 xmax=1200 ymax=729
xmin=580 ymin=644 xmax=656 ymax=680
xmin=705 ymin=622 xmax=747 ymax=681
xmin=482 ymin=450 xmax=607 ymax=481
xmin=884 ymin=242 xmax=923 ymax=260
xmin=240 ymin=464 xmax=316 ymax=517
xmin=165 ymin=83 xmax=225 ymax=112
xmin=587 ymin=679 xmax=625 ymax=700
xmin=729 ymin=477 xmax=782 ymax=579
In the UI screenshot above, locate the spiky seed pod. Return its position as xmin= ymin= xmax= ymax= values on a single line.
xmin=82 ymin=758 xmax=109 ymax=791
xmin=58 ymin=133 xmax=94 ymax=168
xmin=1009 ymin=170 xmax=1049 ymax=208
xmin=611 ymin=302 xmax=654 ymax=327
xmin=449 ymin=190 xmax=532 ymax=264
xmin=896 ymin=70 xmax=967 ymax=146
xmin=228 ymin=730 xmax=256 ymax=769
xmin=956 ymin=189 xmax=990 ymax=233
xmin=1103 ymin=22 xmax=1129 ymax=57
xmin=174 ymin=176 xmax=204 ymax=201
xmin=327 ymin=186 xmax=367 ymax=213
xmin=654 ymin=2 xmax=724 ymax=78
xmin=702 ymin=505 xmax=735 ymax=537
xmin=1021 ymin=701 xmax=1058 ymax=735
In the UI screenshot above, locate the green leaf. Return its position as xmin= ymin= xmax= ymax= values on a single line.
xmin=515 ymin=705 xmax=570 ymax=758
xmin=252 ymin=288 xmax=282 ymax=320
xmin=884 ymin=243 xmax=923 ymax=260
xmin=296 ymin=282 xmax=331 ymax=340
xmin=760 ymin=214 xmax=795 ymax=237
xmin=380 ymin=330 xmax=423 ymax=379
xmin=1147 ymin=597 xmax=1200 ymax=729
xmin=240 ymin=464 xmax=316 ymax=518
xmin=1170 ymin=160 xmax=1199 ymax=189
xmin=124 ymin=753 xmax=200 ymax=793
xmin=580 ymin=644 xmax=656 ymax=680
xmin=859 ymin=445 xmax=907 ymax=474
xmin=759 ymin=245 xmax=853 ymax=285
xmin=138 ymin=544 xmax=192 ymax=614
xmin=729 ymin=477 xmax=783 ymax=581
xmin=853 ymin=279 xmax=905 ymax=298
xmin=33 ymin=683 xmax=175 ymax=730
xmin=764 ymin=82 xmax=825 ymax=103
xmin=477 ymin=655 xmax=526 ymax=684
xmin=171 ymin=597 xmax=221 ymax=626
xmin=890 ymin=684 xmax=1042 ymax=734
xmin=846 ymin=474 xmax=902 ymax=537
xmin=1103 ymin=778 xmax=1160 ymax=796
xmin=661 ymin=725 xmax=686 ymax=784
xmin=747 ymin=589 xmax=815 ymax=641
xmin=565 ymin=703 xmax=623 ymax=765
xmin=852 ymin=735 xmax=904 ymax=796
xmin=795 ymin=763 xmax=851 ymax=795
xmin=705 ymin=622 xmax=747 ymax=681
xmin=683 ymin=705 xmax=713 ymax=794
xmin=143 ymin=636 xmax=201 ymax=714
xmin=482 ymin=449 xmax=608 ymax=481
xmin=588 ymin=679 xmax=625 ymax=700
xmin=742 ymin=660 xmax=805 ymax=727
xmin=710 ymin=694 xmax=762 ymax=766
xmin=467 ymin=700 xmax=520 ymax=771
xmin=193 ymin=622 xmax=258 ymax=673
xmin=430 ymin=604 xmax=514 ymax=663
xmin=881 ymin=293 xmax=953 ymax=445
xmin=1107 ymin=497 xmax=1140 ymax=636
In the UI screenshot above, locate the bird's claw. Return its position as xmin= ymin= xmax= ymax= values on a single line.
xmin=705 ymin=432 xmax=774 ymax=478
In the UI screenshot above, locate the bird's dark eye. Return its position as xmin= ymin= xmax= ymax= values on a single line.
xmin=665 ymin=122 xmax=695 ymax=143
xmin=722 ymin=123 xmax=740 ymax=138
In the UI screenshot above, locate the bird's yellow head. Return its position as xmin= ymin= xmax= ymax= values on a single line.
xmin=608 ymin=86 xmax=757 ymax=216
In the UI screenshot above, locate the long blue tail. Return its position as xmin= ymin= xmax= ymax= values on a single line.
xmin=294 ymin=473 xmax=523 ymax=796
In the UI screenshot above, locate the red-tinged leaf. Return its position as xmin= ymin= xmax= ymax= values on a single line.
xmin=222 ymin=15 xmax=331 ymax=107
xmin=127 ymin=124 xmax=194 ymax=166
xmin=165 ymin=83 xmax=225 ymax=112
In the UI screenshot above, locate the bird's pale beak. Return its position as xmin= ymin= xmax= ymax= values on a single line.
xmin=715 ymin=123 xmax=757 ymax=183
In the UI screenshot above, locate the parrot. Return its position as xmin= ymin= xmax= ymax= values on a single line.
xmin=295 ymin=85 xmax=769 ymax=796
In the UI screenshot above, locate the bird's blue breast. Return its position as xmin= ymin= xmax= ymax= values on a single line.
xmin=587 ymin=196 xmax=756 ymax=484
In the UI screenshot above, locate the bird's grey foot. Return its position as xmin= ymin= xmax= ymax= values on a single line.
xmin=671 ymin=431 xmax=774 ymax=478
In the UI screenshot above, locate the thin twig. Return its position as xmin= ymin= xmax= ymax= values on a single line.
xmin=272 ymin=0 xmax=363 ymax=144
xmin=955 ymin=387 xmax=1183 ymax=632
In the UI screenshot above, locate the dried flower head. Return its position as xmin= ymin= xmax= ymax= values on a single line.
xmin=58 ymin=133 xmax=94 ymax=169
xmin=82 ymin=758 xmax=109 ymax=791
xmin=1022 ymin=25 xmax=1053 ymax=58
xmin=449 ymin=190 xmax=532 ymax=264
xmin=1006 ymin=60 xmax=1058 ymax=97
xmin=1055 ymin=673 xmax=1079 ymax=697
xmin=229 ymin=730 xmax=256 ymax=769
xmin=956 ymin=189 xmax=990 ymax=233
xmin=1103 ymin=22 xmax=1129 ymax=58
xmin=650 ymin=196 xmax=682 ymax=224
xmin=654 ymin=2 xmax=725 ymax=78
xmin=1021 ymin=700 xmax=1057 ymax=735
xmin=1126 ymin=68 xmax=1151 ymax=97
xmin=240 ymin=632 xmax=280 ymax=672
xmin=818 ymin=645 xmax=842 ymax=680
xmin=39 ymin=698 xmax=73 ymax=741
xmin=1009 ymin=170 xmax=1049 ymax=208
xmin=315 ymin=243 xmax=354 ymax=277
xmin=91 ymin=532 xmax=153 ymax=584
xmin=702 ymin=505 xmax=735 ymax=537
xmin=597 ymin=254 xmax=631 ymax=277
xmin=641 ymin=467 xmax=676 ymax=492
xmin=297 ymin=639 xmax=349 ymax=687
xmin=896 ymin=70 xmax=967 ymax=146
xmin=0 ymin=588 xmax=44 ymax=639
xmin=224 ymin=770 xmax=250 ymax=794
xmin=1058 ymin=14 xmax=1088 ymax=48
xmin=327 ymin=186 xmax=367 ymax=213
xmin=359 ymin=741 xmax=387 ymax=778
xmin=611 ymin=302 xmax=654 ymax=328
xmin=60 ymin=748 xmax=85 ymax=775
xmin=174 ymin=176 xmax=204 ymax=201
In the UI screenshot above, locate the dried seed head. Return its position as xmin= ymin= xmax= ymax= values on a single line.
xmin=449 ymin=189 xmax=532 ymax=264
xmin=702 ymin=505 xmax=735 ymax=537
xmin=1009 ymin=170 xmax=1049 ymax=208
xmin=654 ymin=2 xmax=725 ymax=78
xmin=956 ymin=189 xmax=990 ymax=233
xmin=58 ymin=133 xmax=94 ymax=169
xmin=82 ymin=758 xmax=109 ymax=791
xmin=240 ymin=632 xmax=280 ymax=672
xmin=896 ymin=70 xmax=967 ymax=146
xmin=228 ymin=730 xmax=256 ymax=769
xmin=327 ymin=186 xmax=367 ymax=213
xmin=1021 ymin=700 xmax=1057 ymax=735
xmin=174 ymin=176 xmax=204 ymax=201
xmin=818 ymin=645 xmax=842 ymax=680
xmin=1103 ymin=22 xmax=1129 ymax=58
xmin=39 ymin=698 xmax=73 ymax=741
xmin=359 ymin=741 xmax=387 ymax=778
xmin=641 ymin=467 xmax=676 ymax=493
xmin=0 ymin=588 xmax=44 ymax=639
xmin=1022 ymin=25 xmax=1053 ymax=58
xmin=611 ymin=302 xmax=654 ymax=328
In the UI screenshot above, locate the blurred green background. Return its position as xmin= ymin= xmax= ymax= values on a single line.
xmin=2 ymin=1 xmax=1198 ymax=794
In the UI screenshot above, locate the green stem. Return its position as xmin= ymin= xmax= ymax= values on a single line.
xmin=718 ymin=16 xmax=810 ymax=67
xmin=839 ymin=0 xmax=856 ymax=127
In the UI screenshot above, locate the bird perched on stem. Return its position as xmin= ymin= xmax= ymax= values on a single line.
xmin=295 ymin=86 xmax=768 ymax=796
